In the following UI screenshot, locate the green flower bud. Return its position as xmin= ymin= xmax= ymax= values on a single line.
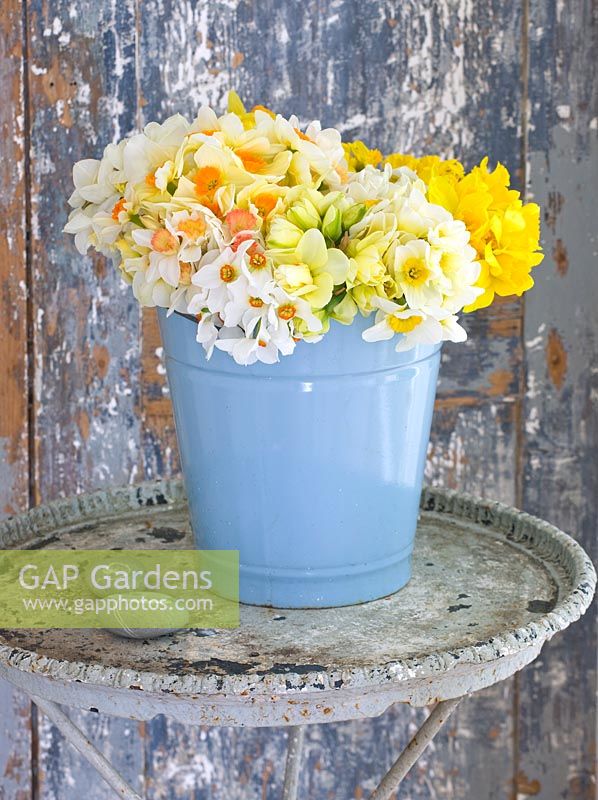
xmin=286 ymin=198 xmax=321 ymax=231
xmin=321 ymin=205 xmax=343 ymax=242
xmin=342 ymin=203 xmax=367 ymax=230
xmin=330 ymin=292 xmax=358 ymax=325
xmin=266 ymin=217 xmax=303 ymax=250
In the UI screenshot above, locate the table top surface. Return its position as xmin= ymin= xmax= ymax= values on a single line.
xmin=0 ymin=480 xmax=594 ymax=725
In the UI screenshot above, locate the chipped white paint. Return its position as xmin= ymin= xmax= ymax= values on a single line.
xmin=145 ymin=1 xmax=230 ymax=117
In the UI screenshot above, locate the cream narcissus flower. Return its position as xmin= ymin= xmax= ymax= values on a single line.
xmin=64 ymin=93 xmax=541 ymax=364
xmin=362 ymin=298 xmax=443 ymax=350
xmin=392 ymin=239 xmax=445 ymax=310
xmin=123 ymin=114 xmax=190 ymax=188
xmin=345 ymin=230 xmax=390 ymax=289
xmin=64 ymin=141 xmax=128 ymax=254
xmin=269 ymin=228 xmax=350 ymax=310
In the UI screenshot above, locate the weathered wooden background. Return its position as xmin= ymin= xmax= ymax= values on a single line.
xmin=1 ymin=0 xmax=596 ymax=797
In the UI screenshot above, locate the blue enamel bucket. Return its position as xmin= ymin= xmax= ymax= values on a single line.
xmin=157 ymin=308 xmax=441 ymax=608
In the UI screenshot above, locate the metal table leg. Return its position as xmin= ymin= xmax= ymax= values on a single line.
xmin=26 ymin=691 xmax=462 ymax=800
xmin=30 ymin=695 xmax=143 ymax=800
xmin=369 ymin=697 xmax=463 ymax=800
xmin=282 ymin=725 xmax=305 ymax=800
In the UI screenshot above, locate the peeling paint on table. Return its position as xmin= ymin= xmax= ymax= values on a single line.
xmin=0 ymin=483 xmax=594 ymax=797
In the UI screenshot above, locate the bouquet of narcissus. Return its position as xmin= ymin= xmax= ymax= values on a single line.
xmin=64 ymin=93 xmax=543 ymax=365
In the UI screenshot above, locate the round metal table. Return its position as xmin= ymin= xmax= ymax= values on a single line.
xmin=0 ymin=481 xmax=594 ymax=800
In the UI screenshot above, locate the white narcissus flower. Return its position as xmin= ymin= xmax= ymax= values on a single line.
xmin=437 ymin=312 xmax=468 ymax=344
xmin=393 ymin=187 xmax=450 ymax=238
xmin=132 ymin=267 xmax=172 ymax=308
xmin=435 ymin=250 xmax=483 ymax=313
xmin=268 ymin=286 xmax=323 ymax=335
xmin=91 ymin=209 xmax=124 ymax=250
xmin=68 ymin=141 xmax=126 ymax=210
xmin=123 ymin=114 xmax=190 ymax=187
xmin=167 ymin=270 xmax=207 ymax=316
xmin=393 ymin=315 xmax=444 ymax=351
xmin=191 ymin=105 xmax=219 ymax=133
xmin=427 ymin=219 xmax=483 ymax=313
xmin=345 ymin=164 xmax=392 ymax=204
xmin=191 ymin=244 xmax=250 ymax=313
xmin=222 ymin=275 xmax=274 ymax=332
xmin=362 ymin=297 xmax=441 ymax=347
xmin=215 ymin=327 xmax=281 ymax=366
xmin=241 ymin=246 xmax=275 ymax=294
xmin=393 ymin=239 xmax=444 ymax=311
xmin=305 ymin=119 xmax=344 ymax=161
xmin=64 ymin=192 xmax=123 ymax=255
xmin=67 ymin=159 xmax=103 ymax=208
xmin=195 ymin=313 xmax=221 ymax=359
xmin=388 ymin=166 xmax=427 ymax=199
xmin=362 ymin=296 xmax=468 ymax=352
xmin=132 ymin=226 xmax=181 ymax=287
xmin=428 ymin=218 xmax=471 ymax=254
xmin=63 ymin=205 xmax=97 ymax=255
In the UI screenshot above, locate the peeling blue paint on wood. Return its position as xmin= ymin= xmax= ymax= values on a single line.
xmin=517 ymin=3 xmax=598 ymax=797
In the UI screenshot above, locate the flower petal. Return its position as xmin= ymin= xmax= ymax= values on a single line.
xmin=296 ymin=228 xmax=327 ymax=270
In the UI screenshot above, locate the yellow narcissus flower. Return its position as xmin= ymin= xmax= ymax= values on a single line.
xmin=343 ymin=140 xmax=383 ymax=172
xmin=227 ymin=90 xmax=276 ymax=129
xmin=426 ymin=157 xmax=543 ymax=310
xmin=236 ymin=181 xmax=288 ymax=221
xmin=384 ymin=153 xmax=465 ymax=185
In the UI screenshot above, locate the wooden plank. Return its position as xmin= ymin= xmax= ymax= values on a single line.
xmin=25 ymin=0 xmax=145 ymax=796
xmin=141 ymin=307 xmax=179 ymax=480
xmin=37 ymin=714 xmax=145 ymax=800
xmin=0 ymin=681 xmax=31 ymax=800
xmin=517 ymin=2 xmax=597 ymax=797
xmin=0 ymin=1 xmax=33 ymax=798
xmin=0 ymin=1 xmax=30 ymax=518
xmin=27 ymin=0 xmax=142 ymax=501
xmin=137 ymin=1 xmax=523 ymax=798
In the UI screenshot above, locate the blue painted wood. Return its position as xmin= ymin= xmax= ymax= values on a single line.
xmin=0 ymin=1 xmax=33 ymax=797
xmin=518 ymin=2 xmax=598 ymax=797
xmin=25 ymin=0 xmax=145 ymax=797
xmin=2 ymin=0 xmax=593 ymax=797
